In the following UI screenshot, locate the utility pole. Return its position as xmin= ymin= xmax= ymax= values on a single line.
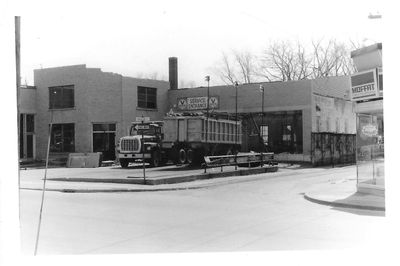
xmin=205 ymin=76 xmax=210 ymax=155
xmin=234 ymin=81 xmax=238 ymax=170
xmin=142 ymin=114 xmax=146 ymax=184
xmin=15 ymin=17 xmax=21 ymax=162
xmin=260 ymin=84 xmax=265 ymax=166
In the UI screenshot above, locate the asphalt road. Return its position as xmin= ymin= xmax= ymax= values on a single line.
xmin=19 ymin=165 xmax=385 ymax=255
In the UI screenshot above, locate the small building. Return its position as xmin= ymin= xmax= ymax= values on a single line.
xmin=20 ymin=64 xmax=170 ymax=162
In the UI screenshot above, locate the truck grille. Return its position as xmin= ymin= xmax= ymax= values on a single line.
xmin=120 ymin=139 xmax=139 ymax=152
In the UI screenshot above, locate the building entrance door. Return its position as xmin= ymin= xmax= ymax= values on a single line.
xmin=92 ymin=123 xmax=116 ymax=161
xmin=19 ymin=113 xmax=35 ymax=161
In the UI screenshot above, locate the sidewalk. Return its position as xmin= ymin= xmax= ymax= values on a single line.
xmin=304 ymin=178 xmax=385 ymax=211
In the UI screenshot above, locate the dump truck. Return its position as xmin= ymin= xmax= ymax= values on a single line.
xmin=117 ymin=121 xmax=165 ymax=168
xmin=116 ymin=114 xmax=242 ymax=167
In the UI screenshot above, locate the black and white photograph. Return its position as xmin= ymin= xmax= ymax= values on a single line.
xmin=1 ymin=0 xmax=398 ymax=265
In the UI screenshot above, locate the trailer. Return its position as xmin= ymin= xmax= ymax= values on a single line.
xmin=161 ymin=114 xmax=242 ymax=164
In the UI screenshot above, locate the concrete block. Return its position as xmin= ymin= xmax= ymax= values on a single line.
xmin=67 ymin=152 xmax=102 ymax=168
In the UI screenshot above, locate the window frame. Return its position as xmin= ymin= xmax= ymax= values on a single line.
xmin=50 ymin=123 xmax=75 ymax=153
xmin=49 ymin=85 xmax=75 ymax=109
xmin=137 ymin=86 xmax=157 ymax=109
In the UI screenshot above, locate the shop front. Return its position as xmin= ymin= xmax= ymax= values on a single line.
xmin=351 ymin=43 xmax=384 ymax=196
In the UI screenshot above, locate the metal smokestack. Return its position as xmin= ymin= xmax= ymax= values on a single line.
xmin=169 ymin=57 xmax=178 ymax=90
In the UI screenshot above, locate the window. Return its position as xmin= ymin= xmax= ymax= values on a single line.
xmin=26 ymin=114 xmax=35 ymax=133
xmin=283 ymin=125 xmax=292 ymax=142
xmin=50 ymin=123 xmax=75 ymax=152
xmin=260 ymin=125 xmax=268 ymax=144
xmin=137 ymin=86 xmax=157 ymax=109
xmin=49 ymin=85 xmax=74 ymax=109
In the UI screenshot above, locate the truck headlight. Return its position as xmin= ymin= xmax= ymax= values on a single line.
xmin=146 ymin=146 xmax=152 ymax=151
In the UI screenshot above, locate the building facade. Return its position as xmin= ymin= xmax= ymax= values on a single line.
xmin=21 ymin=64 xmax=170 ymax=162
xmin=19 ymin=60 xmax=357 ymax=166
xmin=167 ymin=76 xmax=356 ymax=165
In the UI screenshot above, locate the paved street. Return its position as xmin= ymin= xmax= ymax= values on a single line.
xmin=19 ymin=165 xmax=385 ymax=255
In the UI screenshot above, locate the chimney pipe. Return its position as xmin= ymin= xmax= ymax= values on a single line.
xmin=169 ymin=57 xmax=178 ymax=90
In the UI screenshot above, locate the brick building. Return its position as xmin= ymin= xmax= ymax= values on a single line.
xmin=168 ymin=76 xmax=356 ymax=164
xmin=19 ymin=64 xmax=170 ymax=162
xmin=19 ymin=59 xmax=356 ymax=165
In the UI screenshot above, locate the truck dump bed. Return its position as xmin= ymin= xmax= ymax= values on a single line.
xmin=163 ymin=116 xmax=242 ymax=144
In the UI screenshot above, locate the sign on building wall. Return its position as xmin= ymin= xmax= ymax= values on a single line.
xmin=350 ymin=69 xmax=380 ymax=101
xmin=177 ymin=96 xmax=219 ymax=111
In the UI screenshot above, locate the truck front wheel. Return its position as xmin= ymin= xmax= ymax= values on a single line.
xmin=120 ymin=159 xmax=129 ymax=168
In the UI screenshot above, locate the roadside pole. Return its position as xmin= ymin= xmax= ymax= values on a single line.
xmin=136 ymin=116 xmax=150 ymax=184
xmin=34 ymin=96 xmax=54 ymax=255
xmin=142 ymin=117 xmax=146 ymax=184
xmin=260 ymin=84 xmax=264 ymax=167
xmin=234 ymin=81 xmax=238 ymax=171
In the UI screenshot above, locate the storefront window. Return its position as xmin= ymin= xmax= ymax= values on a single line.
xmin=50 ymin=123 xmax=75 ymax=152
xmin=356 ymin=113 xmax=384 ymax=187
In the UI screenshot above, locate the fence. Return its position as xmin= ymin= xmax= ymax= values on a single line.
xmin=202 ymin=152 xmax=276 ymax=173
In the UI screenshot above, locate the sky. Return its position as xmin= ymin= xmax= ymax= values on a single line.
xmin=13 ymin=0 xmax=385 ymax=88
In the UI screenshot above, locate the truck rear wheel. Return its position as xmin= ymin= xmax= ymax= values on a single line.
xmin=120 ymin=159 xmax=129 ymax=168
xmin=178 ymin=148 xmax=186 ymax=164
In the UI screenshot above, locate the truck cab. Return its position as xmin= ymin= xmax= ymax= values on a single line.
xmin=117 ymin=121 xmax=164 ymax=168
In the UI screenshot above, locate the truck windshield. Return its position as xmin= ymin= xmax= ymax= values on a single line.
xmin=130 ymin=126 xmax=159 ymax=136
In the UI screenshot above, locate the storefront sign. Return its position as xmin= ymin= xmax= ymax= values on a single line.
xmin=361 ymin=124 xmax=378 ymax=138
xmin=350 ymin=69 xmax=379 ymax=101
xmin=357 ymin=114 xmax=378 ymax=146
xmin=177 ymin=96 xmax=219 ymax=110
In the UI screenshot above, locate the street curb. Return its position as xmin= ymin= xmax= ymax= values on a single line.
xmin=303 ymin=193 xmax=385 ymax=212
xmin=46 ymin=166 xmax=278 ymax=185
xmin=19 ymin=186 xmax=208 ymax=193
xmin=20 ymin=167 xmax=285 ymax=193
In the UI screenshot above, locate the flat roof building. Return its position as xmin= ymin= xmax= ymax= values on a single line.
xmin=19 ymin=60 xmax=356 ymax=166
xmin=19 ymin=64 xmax=170 ymax=163
xmin=168 ymin=76 xmax=355 ymax=165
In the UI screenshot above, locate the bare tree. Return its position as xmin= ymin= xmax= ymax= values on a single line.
xmin=233 ymin=50 xmax=256 ymax=83
xmin=213 ymin=39 xmax=358 ymax=84
xmin=258 ymin=41 xmax=312 ymax=81
xmin=213 ymin=50 xmax=258 ymax=85
xmin=213 ymin=52 xmax=238 ymax=85
xmin=310 ymin=39 xmax=356 ymax=78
